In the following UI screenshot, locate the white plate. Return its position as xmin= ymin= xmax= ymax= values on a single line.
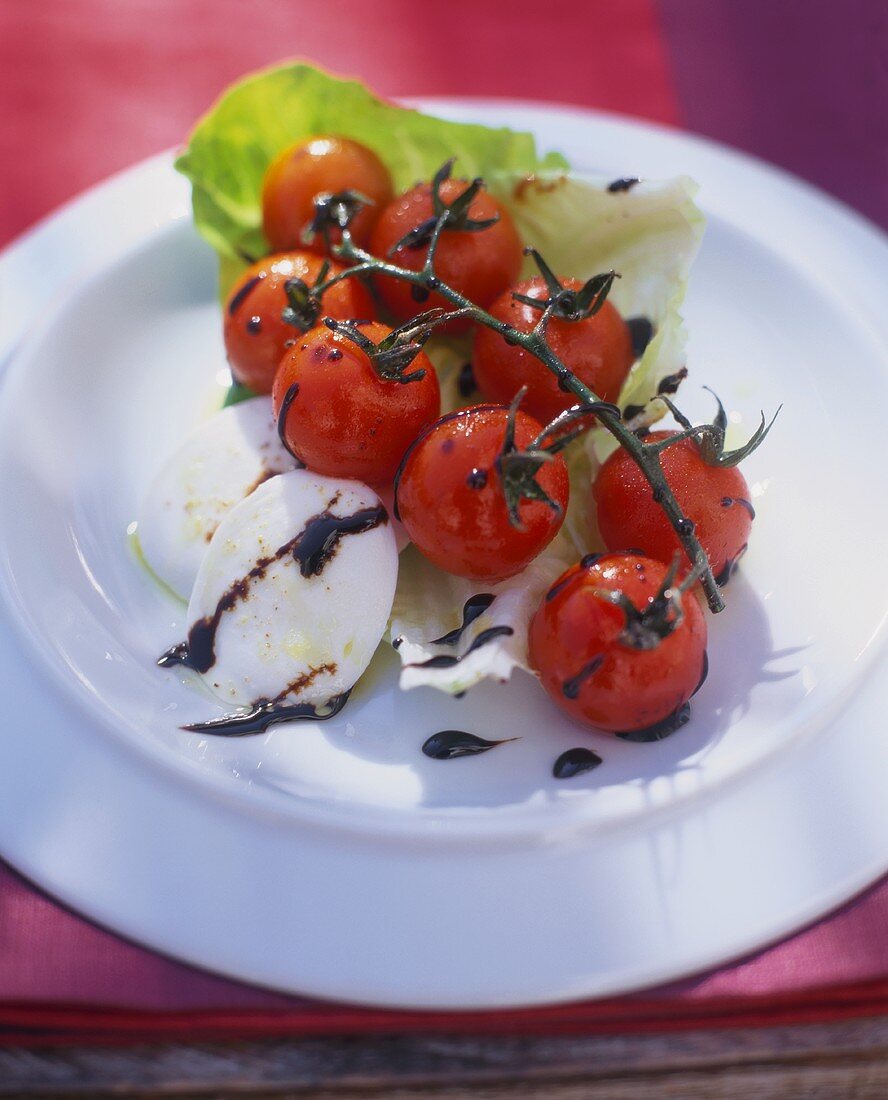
xmin=0 ymin=100 xmax=886 ymax=1009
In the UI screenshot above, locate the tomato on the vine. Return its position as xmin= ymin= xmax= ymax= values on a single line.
xmin=369 ymin=172 xmax=523 ymax=334
xmin=272 ymin=321 xmax=440 ymax=485
xmin=395 ymin=403 xmax=569 ymax=584
xmin=593 ymin=431 xmax=755 ymax=585
xmin=529 ymin=552 xmax=707 ymax=734
xmin=223 ymin=252 xmax=374 ymax=394
xmin=262 ymin=136 xmax=394 ymax=254
xmin=474 ymin=276 xmax=635 ymax=424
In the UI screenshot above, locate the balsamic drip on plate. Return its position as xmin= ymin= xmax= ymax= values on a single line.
xmin=430 ymin=593 xmax=495 ymax=646
xmin=182 ymin=691 xmax=351 ymax=737
xmin=156 ymin=503 xmax=388 ymax=673
xmin=553 ymin=747 xmax=603 ymax=778
xmin=422 ymin=730 xmax=517 ymax=760
xmin=616 ymin=701 xmax=691 ymax=743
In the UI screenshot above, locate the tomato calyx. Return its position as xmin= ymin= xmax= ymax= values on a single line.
xmin=387 ymin=159 xmax=501 ymax=254
xmin=323 ymin=307 xmax=467 ymax=383
xmin=281 ymin=262 xmax=332 ymax=331
xmin=494 ymin=388 xmax=565 ymax=527
xmin=514 ymin=248 xmax=618 ymax=324
xmin=303 ymin=188 xmax=372 ymax=250
xmin=659 ymin=387 xmax=781 ymax=469
xmin=593 ymin=555 xmax=701 ymax=651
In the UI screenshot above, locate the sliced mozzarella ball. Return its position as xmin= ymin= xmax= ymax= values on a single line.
xmin=187 ymin=470 xmax=398 ymax=707
xmin=138 ymin=398 xmax=295 ymax=599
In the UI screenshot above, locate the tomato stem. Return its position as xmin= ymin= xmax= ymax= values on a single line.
xmin=312 ymin=230 xmax=730 ymax=613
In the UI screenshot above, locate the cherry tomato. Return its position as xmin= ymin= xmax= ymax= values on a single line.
xmin=529 ymin=552 xmax=707 ymax=733
xmin=593 ymin=432 xmax=754 ymax=585
xmin=395 ymin=404 xmax=569 ymax=583
xmin=272 ymin=322 xmax=440 ymax=485
xmin=261 ymin=136 xmax=394 ymax=253
xmin=473 ymin=277 xmax=635 ymax=424
xmin=369 ymin=178 xmax=523 ymax=334
xmin=223 ymin=253 xmax=374 ymax=394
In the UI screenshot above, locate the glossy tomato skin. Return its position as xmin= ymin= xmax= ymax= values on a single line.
xmin=593 ymin=431 xmax=754 ymax=583
xmin=223 ymin=253 xmax=374 ymax=394
xmin=395 ymin=405 xmax=569 ymax=583
xmin=474 ymin=277 xmax=635 ymax=424
xmin=272 ymin=322 xmax=440 ymax=485
xmin=529 ymin=553 xmax=707 ymax=732
xmin=369 ymin=179 xmax=523 ymax=334
xmin=261 ymin=136 xmax=394 ymax=254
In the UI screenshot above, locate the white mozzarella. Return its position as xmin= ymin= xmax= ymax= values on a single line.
xmin=138 ymin=398 xmax=295 ymax=599
xmin=186 ymin=469 xmax=398 ymax=707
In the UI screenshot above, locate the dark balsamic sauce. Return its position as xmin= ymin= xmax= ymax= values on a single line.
xmin=276 ymin=382 xmax=304 ymax=465
xmin=553 ymin=747 xmax=603 ymax=778
xmin=657 ymin=367 xmax=688 ymax=396
xmin=714 ymin=542 xmax=748 ymax=587
xmin=411 ymin=284 xmax=431 ymax=303
xmin=466 ymin=468 xmax=488 ymax=489
xmin=421 ymin=730 xmax=516 ymax=760
xmin=409 ymin=626 xmax=514 ymax=670
xmin=607 ymin=177 xmax=639 ymax=193
xmin=616 ymin=701 xmax=691 ymax=743
xmin=562 ymin=656 xmax=604 ymax=700
xmin=246 ymin=315 xmax=262 ymax=335
xmin=720 ymin=496 xmax=756 ymax=520
xmin=227 ymin=274 xmax=263 ymax=316
xmin=622 ymin=403 xmax=646 ymax=421
xmin=183 ymin=691 xmax=351 ymax=737
xmin=156 ymin=502 xmax=388 ymax=674
xmin=626 ymin=316 xmax=654 ymax=360
xmin=545 ymin=553 xmax=604 ymax=603
xmin=457 ymin=362 xmax=477 ymax=398
xmin=430 ymin=593 xmax=495 ymax=646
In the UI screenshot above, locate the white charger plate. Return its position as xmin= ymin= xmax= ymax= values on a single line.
xmin=0 ymin=100 xmax=886 ymax=1008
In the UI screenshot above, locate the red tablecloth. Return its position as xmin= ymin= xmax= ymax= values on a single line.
xmin=1 ymin=0 xmax=887 ymax=1044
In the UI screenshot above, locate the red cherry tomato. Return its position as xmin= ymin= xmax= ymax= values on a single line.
xmin=395 ymin=404 xmax=569 ymax=583
xmin=369 ymin=178 xmax=523 ymax=334
xmin=529 ymin=552 xmax=707 ymax=734
xmin=272 ymin=322 xmax=440 ymax=485
xmin=223 ymin=253 xmax=374 ymax=394
xmin=473 ymin=277 xmax=635 ymax=424
xmin=261 ymin=136 xmax=394 ymax=254
xmin=593 ymin=432 xmax=754 ymax=585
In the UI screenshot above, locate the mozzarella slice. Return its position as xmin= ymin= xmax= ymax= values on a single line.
xmin=138 ymin=398 xmax=295 ymax=599
xmin=185 ymin=470 xmax=398 ymax=707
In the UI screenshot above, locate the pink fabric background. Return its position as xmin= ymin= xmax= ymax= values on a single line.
xmin=1 ymin=0 xmax=886 ymax=1037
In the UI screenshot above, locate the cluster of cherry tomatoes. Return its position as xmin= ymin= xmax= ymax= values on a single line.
xmin=221 ymin=134 xmax=757 ymax=738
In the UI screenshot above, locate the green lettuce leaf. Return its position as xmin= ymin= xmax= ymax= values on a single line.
xmin=175 ymin=61 xmax=567 ymax=268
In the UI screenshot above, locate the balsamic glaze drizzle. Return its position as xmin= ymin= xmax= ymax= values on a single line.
xmin=545 ymin=552 xmax=604 ymax=603
xmin=562 ymin=656 xmax=604 ymax=700
xmin=466 ymin=468 xmax=488 ymax=489
xmin=553 ymin=747 xmax=603 ymax=778
xmin=457 ymin=362 xmax=477 ymax=398
xmin=276 ymin=382 xmax=304 ymax=465
xmin=182 ymin=691 xmax=352 ymax=737
xmin=657 ymin=367 xmax=688 ymax=396
xmin=607 ymin=177 xmax=639 ymax=193
xmin=720 ymin=496 xmax=756 ymax=520
xmin=626 ymin=316 xmax=654 ymax=360
xmin=156 ymin=502 xmax=388 ymax=674
xmin=422 ymin=730 xmax=517 ymax=760
xmin=227 ymin=274 xmax=263 ymax=316
xmin=430 ymin=594 xmax=495 ymax=646
xmin=246 ymin=315 xmax=262 ymax=334
xmin=409 ymin=626 xmax=515 ymax=670
xmin=622 ymin=403 xmax=646 ymax=422
xmin=616 ymin=701 xmax=691 ymax=743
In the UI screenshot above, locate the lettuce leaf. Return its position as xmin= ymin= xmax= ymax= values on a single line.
xmin=175 ymin=61 xmax=567 ymax=268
